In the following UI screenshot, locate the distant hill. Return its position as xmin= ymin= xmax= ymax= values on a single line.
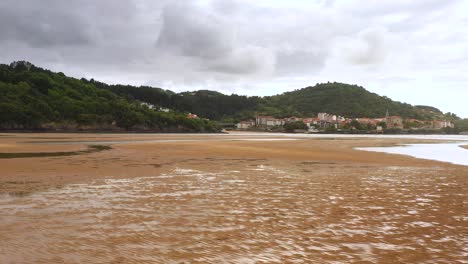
xmin=0 ymin=61 xmax=459 ymax=132
xmin=0 ymin=61 xmax=217 ymax=132
xmin=110 ymin=81 xmax=455 ymax=122
xmin=263 ymin=83 xmax=452 ymax=120
xmin=108 ymin=83 xmax=456 ymax=122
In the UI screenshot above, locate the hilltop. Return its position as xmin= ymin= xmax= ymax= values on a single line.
xmin=263 ymin=83 xmax=457 ymax=120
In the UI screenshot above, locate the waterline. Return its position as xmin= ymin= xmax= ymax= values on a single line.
xmin=356 ymin=142 xmax=468 ymax=166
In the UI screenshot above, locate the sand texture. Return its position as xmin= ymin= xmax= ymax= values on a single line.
xmin=0 ymin=133 xmax=467 ymax=263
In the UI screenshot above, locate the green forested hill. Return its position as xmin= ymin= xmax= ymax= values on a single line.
xmin=111 ymin=81 xmax=453 ymax=122
xmin=263 ymin=83 xmax=452 ymax=120
xmin=170 ymin=90 xmax=262 ymax=121
xmin=0 ymin=62 xmax=217 ymax=132
xmin=107 ymin=83 xmax=455 ymax=122
xmin=0 ymin=61 xmax=458 ymax=131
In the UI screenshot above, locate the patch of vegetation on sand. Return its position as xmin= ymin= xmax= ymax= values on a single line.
xmin=0 ymin=145 xmax=112 ymax=159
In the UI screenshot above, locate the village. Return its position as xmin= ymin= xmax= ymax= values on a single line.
xmin=236 ymin=111 xmax=455 ymax=133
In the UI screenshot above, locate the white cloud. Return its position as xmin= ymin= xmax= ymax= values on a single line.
xmin=0 ymin=0 xmax=467 ymax=117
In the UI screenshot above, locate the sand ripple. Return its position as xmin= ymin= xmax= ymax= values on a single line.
xmin=0 ymin=165 xmax=466 ymax=263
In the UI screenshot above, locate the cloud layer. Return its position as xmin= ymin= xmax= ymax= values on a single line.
xmin=1 ymin=0 xmax=467 ymax=116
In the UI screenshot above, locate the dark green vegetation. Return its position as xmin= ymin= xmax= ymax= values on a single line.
xmin=284 ymin=121 xmax=309 ymax=132
xmin=0 ymin=62 xmax=217 ymax=132
xmin=105 ymin=87 xmax=261 ymax=122
xmin=0 ymin=61 xmax=463 ymax=132
xmin=0 ymin=145 xmax=111 ymax=159
xmin=265 ymin=84 xmax=457 ymax=120
xmin=455 ymin=119 xmax=468 ymax=132
xmin=101 ymin=79 xmax=460 ymax=123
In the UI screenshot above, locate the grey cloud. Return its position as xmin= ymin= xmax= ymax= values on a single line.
xmin=276 ymin=50 xmax=328 ymax=74
xmin=342 ymin=28 xmax=388 ymax=65
xmin=0 ymin=0 xmax=148 ymax=51
xmin=332 ymin=0 xmax=459 ymax=16
xmin=156 ymin=2 xmax=235 ymax=60
xmin=0 ymin=0 xmax=467 ymax=117
xmin=0 ymin=0 xmax=93 ymax=47
xmin=211 ymin=0 xmax=243 ymax=15
xmin=203 ymin=46 xmax=275 ymax=75
xmin=155 ymin=1 xmax=276 ymax=76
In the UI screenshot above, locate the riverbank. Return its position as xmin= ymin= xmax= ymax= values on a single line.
xmin=1 ymin=133 xmax=466 ymax=195
xmin=1 ymin=133 xmax=467 ymax=263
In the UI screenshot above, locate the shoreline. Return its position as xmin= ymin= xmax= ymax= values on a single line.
xmin=0 ymin=128 xmax=464 ymax=136
xmin=1 ymin=133 xmax=467 ymax=196
xmin=1 ymin=133 xmax=467 ymax=263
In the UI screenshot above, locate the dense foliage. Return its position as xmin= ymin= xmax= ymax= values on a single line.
xmin=0 ymin=61 xmax=461 ymax=132
xmin=101 ymin=79 xmax=456 ymax=122
xmin=0 ymin=62 xmax=217 ymax=132
xmin=284 ymin=121 xmax=308 ymax=132
xmin=455 ymin=119 xmax=468 ymax=132
xmin=171 ymin=90 xmax=262 ymax=121
xmin=99 ymin=87 xmax=262 ymax=122
xmin=265 ymin=83 xmax=450 ymax=120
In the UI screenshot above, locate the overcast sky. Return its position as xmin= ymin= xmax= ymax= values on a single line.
xmin=1 ymin=0 xmax=467 ymax=117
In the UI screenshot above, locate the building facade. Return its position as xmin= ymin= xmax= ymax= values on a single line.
xmin=386 ymin=116 xmax=404 ymax=129
xmin=236 ymin=120 xmax=255 ymax=129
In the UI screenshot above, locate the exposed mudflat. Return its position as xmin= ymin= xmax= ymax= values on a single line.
xmin=0 ymin=133 xmax=467 ymax=263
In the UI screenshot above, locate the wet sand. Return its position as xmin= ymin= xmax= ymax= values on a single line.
xmin=0 ymin=133 xmax=467 ymax=263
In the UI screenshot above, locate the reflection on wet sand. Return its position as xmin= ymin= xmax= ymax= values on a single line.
xmin=1 ymin=163 xmax=466 ymax=263
xmin=357 ymin=142 xmax=468 ymax=166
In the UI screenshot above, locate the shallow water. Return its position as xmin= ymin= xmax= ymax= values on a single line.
xmin=357 ymin=142 xmax=468 ymax=166
xmin=21 ymin=133 xmax=468 ymax=145
xmin=22 ymin=138 xmax=300 ymax=145
xmin=0 ymin=165 xmax=466 ymax=263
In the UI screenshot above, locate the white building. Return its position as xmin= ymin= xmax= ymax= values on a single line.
xmin=140 ymin=102 xmax=156 ymax=109
xmin=266 ymin=119 xmax=285 ymax=127
xmin=256 ymin=116 xmax=273 ymax=126
xmin=236 ymin=120 xmax=255 ymax=129
xmin=318 ymin=113 xmax=337 ymax=122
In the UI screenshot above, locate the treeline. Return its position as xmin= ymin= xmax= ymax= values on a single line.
xmin=264 ymin=83 xmax=455 ymax=120
xmin=455 ymin=119 xmax=468 ymax=132
xmin=0 ymin=61 xmax=461 ymax=132
xmin=0 ymin=62 xmax=218 ymax=132
xmin=96 ymin=78 xmax=458 ymax=123
xmin=100 ymin=86 xmax=262 ymax=122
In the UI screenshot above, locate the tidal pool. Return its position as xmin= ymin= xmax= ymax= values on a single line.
xmin=357 ymin=142 xmax=468 ymax=166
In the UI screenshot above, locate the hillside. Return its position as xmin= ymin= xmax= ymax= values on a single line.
xmin=110 ymin=83 xmax=458 ymax=120
xmin=0 ymin=62 xmax=217 ymax=132
xmin=108 ymin=81 xmax=454 ymax=122
xmin=0 ymin=61 xmax=458 ymax=131
xmin=263 ymin=83 xmax=452 ymax=120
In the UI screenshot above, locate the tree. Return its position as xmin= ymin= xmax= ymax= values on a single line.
xmin=377 ymin=121 xmax=387 ymax=129
xmin=0 ymin=62 xmax=219 ymax=132
xmin=284 ymin=121 xmax=308 ymax=132
xmin=350 ymin=120 xmax=363 ymax=130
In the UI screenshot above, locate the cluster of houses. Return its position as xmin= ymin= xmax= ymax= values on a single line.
xmin=139 ymin=101 xmax=201 ymax=120
xmin=139 ymin=102 xmax=171 ymax=113
xmin=236 ymin=112 xmax=454 ymax=132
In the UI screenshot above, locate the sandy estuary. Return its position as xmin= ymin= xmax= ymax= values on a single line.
xmin=0 ymin=133 xmax=467 ymax=263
